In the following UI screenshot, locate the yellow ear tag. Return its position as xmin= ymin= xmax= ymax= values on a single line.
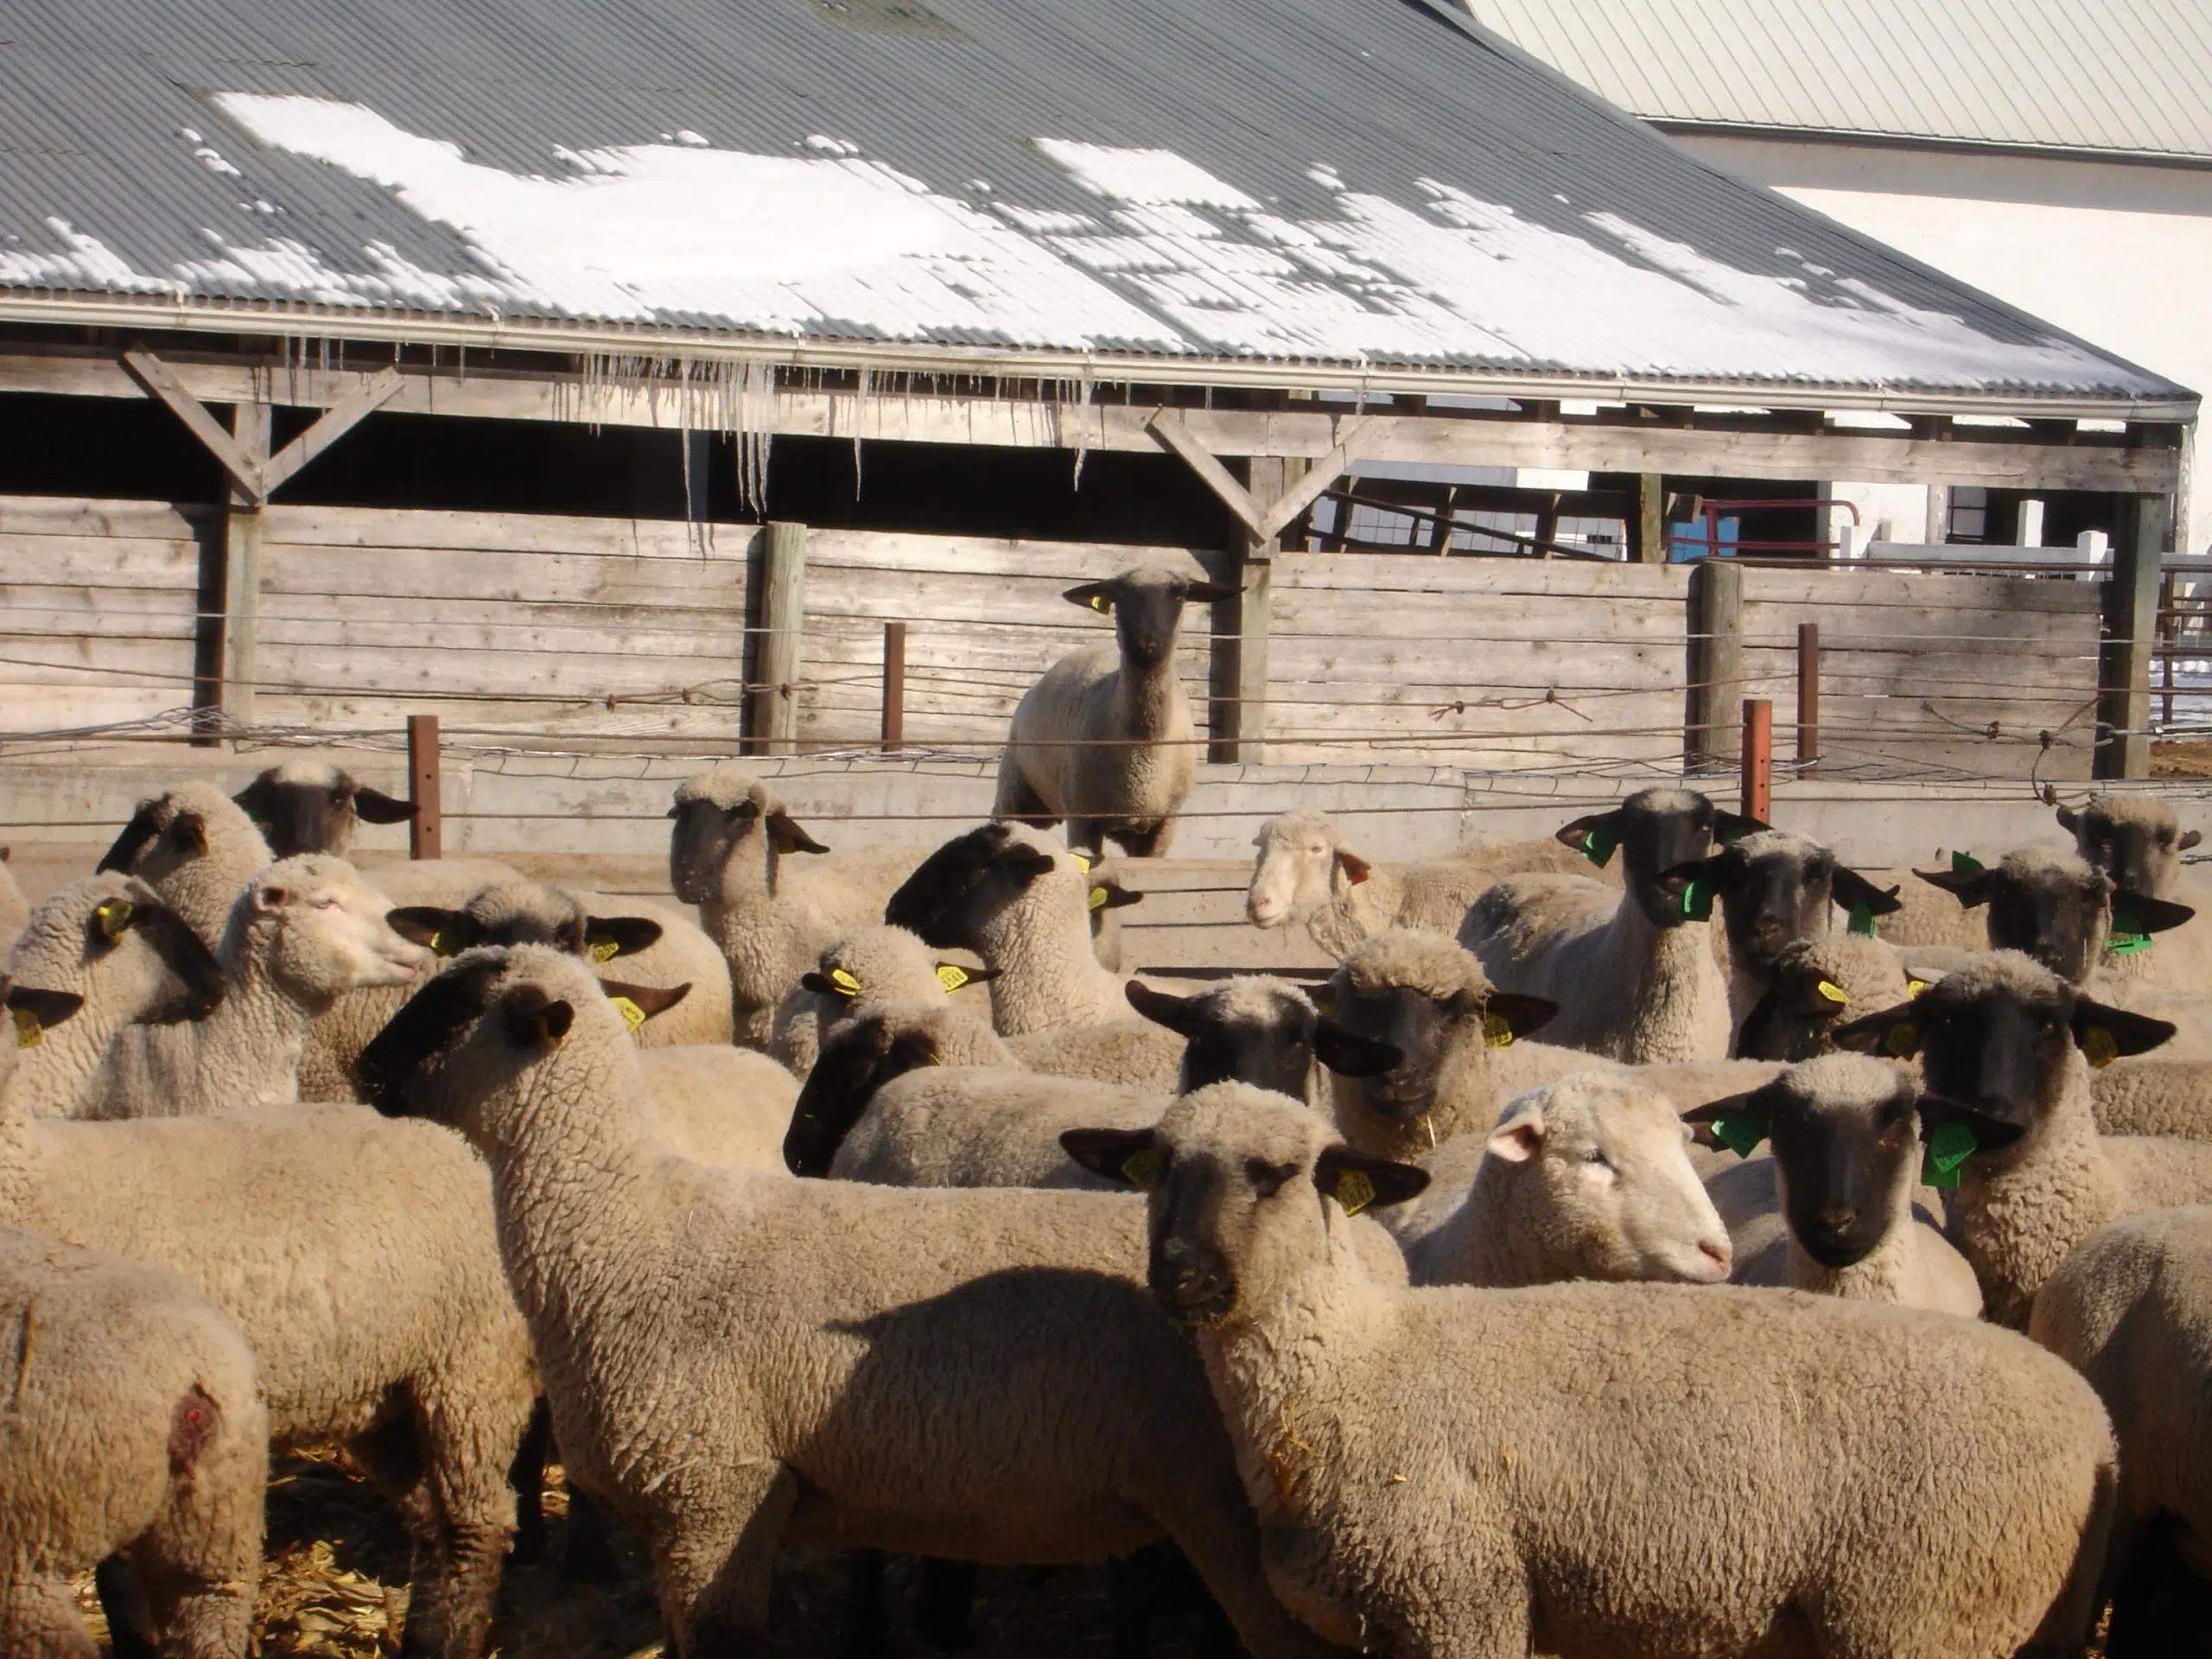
xmin=1907 ymin=979 xmax=1930 ymax=998
xmin=1816 ymin=980 xmax=1849 ymax=1006
xmin=527 ymin=1013 xmax=566 ymax=1051
xmin=1090 ymin=594 xmax=1112 ymax=614
xmin=12 ymin=1007 xmax=41 ymax=1049
xmin=829 ymin=967 xmax=863 ymax=1000
xmin=1884 ymin=1022 xmax=1920 ymax=1059
xmin=1069 ymin=852 xmax=1091 ymax=873
xmin=1122 ymin=1147 xmax=1162 ymax=1190
xmin=934 ymin=963 xmax=971 ymax=994
xmin=1482 ymin=1013 xmax=1514 ymax=1049
xmin=94 ymin=899 xmax=133 ymax=941
xmin=590 ymin=940 xmax=620 ymax=964
xmin=1089 ymin=886 xmax=1109 ymax=912
xmin=429 ymin=930 xmax=458 ymax=958
xmin=2083 ymin=1027 xmax=2120 ymax=1069
xmin=609 ymin=996 xmax=647 ymax=1036
xmin=1335 ymin=1169 xmax=1377 ymax=1217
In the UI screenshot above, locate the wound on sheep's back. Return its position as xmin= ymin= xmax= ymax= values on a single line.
xmin=168 ymin=1383 xmax=219 ymax=1473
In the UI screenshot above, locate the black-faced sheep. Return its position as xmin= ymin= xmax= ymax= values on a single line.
xmin=231 ymin=756 xmax=417 ymax=857
xmin=97 ymin=783 xmax=273 ymax=950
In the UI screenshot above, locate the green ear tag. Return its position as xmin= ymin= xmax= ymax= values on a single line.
xmin=1883 ymin=1021 xmax=1920 ymax=1060
xmin=1707 ymin=1111 xmax=1764 ymax=1159
xmin=1950 ymin=850 xmax=1985 ymax=874
xmin=2109 ymin=910 xmax=2153 ymax=956
xmin=1335 ymin=1169 xmax=1377 ymax=1217
xmin=2082 ymin=1027 xmax=2120 ymax=1068
xmin=1090 ymin=594 xmax=1112 ymax=614
xmin=1847 ymin=901 xmax=1877 ymax=938
xmin=1583 ymin=826 xmax=1617 ymax=869
xmin=12 ymin=1007 xmax=41 ymax=1049
xmin=1922 ymin=1120 xmax=1979 ymax=1188
xmin=429 ymin=929 xmax=458 ymax=958
xmin=1679 ymin=878 xmax=1715 ymax=923
xmin=1122 ymin=1148 xmax=1162 ymax=1190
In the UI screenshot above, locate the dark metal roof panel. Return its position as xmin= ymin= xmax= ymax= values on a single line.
xmin=0 ymin=0 xmax=2184 ymax=401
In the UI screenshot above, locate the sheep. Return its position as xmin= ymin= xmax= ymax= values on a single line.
xmin=1731 ymin=932 xmax=1918 ymax=1062
xmin=993 ymin=563 xmax=1236 ymax=857
xmin=3 ymin=875 xmax=229 ymax=1122
xmin=230 ymin=756 xmax=418 ymax=856
xmin=86 ymin=855 xmax=431 ymax=1121
xmin=1320 ymin=928 xmax=1777 ymax=1162
xmin=1 ymin=939 xmax=537 ymax=1658
xmin=1379 ymin=1071 xmax=1734 ymax=1288
xmin=1916 ymin=846 xmax=2195 ymax=992
xmin=2060 ymin=791 xmax=2212 ymax=994
xmin=1460 ymin=785 xmax=1757 ymax=1063
xmin=96 ymin=783 xmax=272 ymax=950
xmin=886 ymin=821 xmax=1185 ymax=1084
xmin=1682 ymin=1054 xmax=1988 ymax=1315
xmin=1243 ymin=808 xmax=1609 ymax=960
xmin=353 ymin=944 xmax=1351 ymax=1659
xmin=1061 ymin=1084 xmax=2119 ymax=1659
xmin=766 ymin=925 xmax=988 ymax=1077
xmin=789 ymin=980 xmax=1401 ymax=1191
xmin=0 ymin=1224 xmax=267 ymax=1659
xmin=0 ymin=848 xmax=27 ymax=957
xmin=1084 ymin=855 xmax=1145 ymax=972
xmin=670 ymin=762 xmax=925 ymax=1047
xmin=1836 ymin=950 xmax=2212 ymax=1328
xmin=2030 ymin=1205 xmax=2212 ymax=1656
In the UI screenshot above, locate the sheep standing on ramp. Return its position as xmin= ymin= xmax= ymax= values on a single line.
xmin=994 ymin=564 xmax=1236 ymax=857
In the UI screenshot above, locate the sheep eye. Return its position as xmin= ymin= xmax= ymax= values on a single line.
xmin=1580 ymin=1147 xmax=1612 ymax=1170
xmin=1245 ymin=1158 xmax=1295 ymax=1198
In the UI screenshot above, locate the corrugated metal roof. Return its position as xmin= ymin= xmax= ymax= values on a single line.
xmin=1462 ymin=0 xmax=2212 ymax=161
xmin=0 ymin=0 xmax=2183 ymax=404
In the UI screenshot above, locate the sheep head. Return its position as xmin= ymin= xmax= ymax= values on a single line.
xmin=1916 ymin=849 xmax=2193 ymax=984
xmin=883 ymin=822 xmax=1079 ymax=955
xmin=2059 ymin=792 xmax=2200 ymax=899
xmin=1127 ymin=976 xmax=1401 ymax=1098
xmin=231 ymin=855 xmax=433 ymax=1006
xmin=1669 ymin=829 xmax=1900 ymax=969
xmin=233 ymin=758 xmax=416 ymax=857
xmin=1323 ymin=931 xmax=1554 ymax=1122
xmin=1245 ymin=810 xmax=1364 ymax=928
xmin=1732 ymin=935 xmax=1913 ymax=1062
xmin=6 ymin=872 xmax=226 ymax=1031
xmin=669 ymin=765 xmax=829 ymax=906
xmin=387 ymin=879 xmax=662 ymax=963
xmin=1062 ymin=563 xmax=1237 ymax=671
xmin=1555 ymin=787 xmax=1761 ymax=931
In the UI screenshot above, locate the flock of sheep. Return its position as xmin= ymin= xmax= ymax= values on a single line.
xmin=3 ymin=565 xmax=2212 ymax=1659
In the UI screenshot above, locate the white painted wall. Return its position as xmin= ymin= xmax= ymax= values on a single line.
xmin=1675 ymin=134 xmax=2211 ymax=551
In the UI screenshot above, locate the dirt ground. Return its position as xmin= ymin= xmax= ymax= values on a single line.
xmin=73 ymin=1452 xmax=1227 ymax=1658
xmin=2152 ymin=739 xmax=2212 ymax=778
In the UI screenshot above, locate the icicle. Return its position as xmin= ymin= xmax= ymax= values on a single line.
xmin=853 ymin=366 xmax=869 ymax=500
xmin=1071 ymin=365 xmax=1094 ymax=491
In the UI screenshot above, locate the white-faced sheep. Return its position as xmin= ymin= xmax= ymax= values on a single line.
xmin=1380 ymin=1071 xmax=1733 ymax=1288
xmin=1321 ymin=928 xmax=1777 ymax=1162
xmin=669 ymin=763 xmax=925 ymax=1047
xmin=3 ymin=876 xmax=229 ymax=1122
xmin=0 ymin=1223 xmax=267 ymax=1659
xmin=993 ymin=563 xmax=1236 ymax=858
xmin=230 ymin=757 xmax=418 ymax=857
xmin=1460 ymin=786 xmax=1758 ymax=1063
xmin=2060 ymin=791 xmax=2212 ymax=994
xmin=353 ymin=945 xmax=1346 ymax=1659
xmin=87 ymin=855 xmax=431 ymax=1120
xmin=1243 ymin=809 xmax=1608 ymax=960
xmin=1684 ymin=1053 xmax=1987 ymax=1315
xmin=0 ymin=948 xmax=537 ymax=1659
xmin=885 ymin=822 xmax=1185 ymax=1084
xmin=766 ymin=925 xmax=991 ymax=1077
xmin=1062 ymin=1085 xmax=2118 ymax=1659
xmin=96 ymin=784 xmax=273 ymax=950
xmin=2030 ymin=1205 xmax=2212 ymax=1656
xmin=1837 ymin=950 xmax=2212 ymax=1329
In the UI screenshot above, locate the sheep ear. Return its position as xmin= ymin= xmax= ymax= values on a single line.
xmin=1092 ymin=883 xmax=1143 ymax=910
xmin=1831 ymin=867 xmax=1904 ymax=917
xmin=386 ymin=906 xmax=469 ymax=952
xmin=505 ymin=994 xmax=575 ymax=1052
xmin=251 ymin=882 xmax=290 ymax=913
xmin=1313 ymin=1145 xmax=1428 ymax=1215
xmin=2183 ymin=829 xmax=2203 ymax=851
xmin=1125 ymin=979 xmax=1204 ymax=1036
xmin=1914 ymin=1095 xmax=2024 ymax=1176
xmin=4 ymin=985 xmax=86 ymax=1038
xmin=1680 ymin=1089 xmax=1775 ymax=1153
xmin=785 ymin=1015 xmax=929 ymax=1176
xmin=353 ymin=787 xmax=419 ymax=824
xmin=1334 ymin=848 xmax=1372 ymax=886
xmin=2070 ymin=999 xmax=2174 ymax=1064
xmin=1063 ymin=581 xmax=1115 ymax=614
xmin=2114 ymin=892 xmax=2195 ymax=935
xmin=932 ymin=962 xmax=998 ymax=993
xmin=1833 ymin=1001 xmax=1923 ymax=1059
xmin=175 ymin=814 xmax=209 ymax=857
xmin=97 ymin=805 xmax=161 ymax=874
xmin=231 ymin=779 xmax=272 ymax=819
xmin=1484 ymin=1100 xmax=1547 ymax=1164
xmin=1059 ymin=1127 xmax=1159 ymax=1188
xmin=1313 ymin=1020 xmax=1402 ymax=1078
xmin=767 ymin=811 xmax=830 ymax=855
xmin=600 ymin=979 xmax=689 ymax=1035
xmin=2056 ymin=804 xmax=2082 ymax=834
xmin=1713 ymin=811 xmax=1767 ymax=844
xmin=1484 ymin=993 xmax=1558 ymax=1039
xmin=1554 ymin=810 xmax=1622 ymax=868
xmin=1730 ymin=983 xmax=1783 ymax=1060
xmin=583 ymin=916 xmax=664 ymax=960
xmin=1914 ymin=867 xmax=1993 ymax=907
xmin=1182 ymin=580 xmax=1241 ymax=604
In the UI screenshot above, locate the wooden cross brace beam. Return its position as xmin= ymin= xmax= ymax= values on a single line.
xmin=121 ymin=347 xmax=403 ymax=503
xmin=1147 ymin=408 xmax=1369 ymax=547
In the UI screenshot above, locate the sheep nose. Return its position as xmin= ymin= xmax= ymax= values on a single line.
xmin=1815 ymin=1205 xmax=1858 ymax=1234
xmin=1697 ymin=1239 xmax=1732 ymax=1277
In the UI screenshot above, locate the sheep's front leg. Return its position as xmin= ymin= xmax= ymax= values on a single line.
xmin=0 ymin=1576 xmax=98 ymax=1659
xmin=657 ymin=1459 xmax=798 ymax=1658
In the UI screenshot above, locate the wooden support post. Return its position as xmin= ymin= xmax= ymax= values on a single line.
xmin=2096 ymin=493 xmax=2170 ymax=779
xmin=1796 ymin=623 xmax=1820 ymax=775
xmin=747 ymin=521 xmax=808 ymax=757
xmin=407 ymin=715 xmax=442 ymax=861
xmin=1741 ymin=699 xmax=1773 ymax=823
xmin=219 ymin=400 xmax=270 ymax=728
xmin=1211 ymin=458 xmax=1286 ymax=764
xmin=881 ymin=621 xmax=906 ymax=752
xmin=1634 ymin=473 xmax=1665 ymax=563
xmin=1685 ymin=558 xmax=1744 ymax=772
